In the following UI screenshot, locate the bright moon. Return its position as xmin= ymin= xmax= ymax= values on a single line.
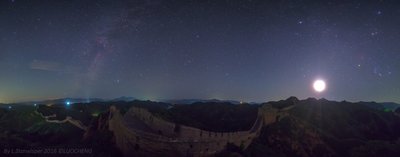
xmin=313 ymin=80 xmax=326 ymax=92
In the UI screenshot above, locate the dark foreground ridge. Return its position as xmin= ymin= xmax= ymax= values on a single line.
xmin=0 ymin=97 xmax=400 ymax=157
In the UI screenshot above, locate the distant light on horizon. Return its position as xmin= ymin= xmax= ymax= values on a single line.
xmin=66 ymin=101 xmax=71 ymax=106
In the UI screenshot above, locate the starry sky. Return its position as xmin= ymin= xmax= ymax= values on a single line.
xmin=1 ymin=0 xmax=400 ymax=103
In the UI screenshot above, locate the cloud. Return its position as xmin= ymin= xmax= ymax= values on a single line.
xmin=30 ymin=60 xmax=62 ymax=72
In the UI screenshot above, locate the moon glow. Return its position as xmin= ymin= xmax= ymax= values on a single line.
xmin=313 ymin=80 xmax=326 ymax=92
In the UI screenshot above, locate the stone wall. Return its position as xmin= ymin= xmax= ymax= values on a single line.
xmin=259 ymin=104 xmax=292 ymax=125
xmin=35 ymin=109 xmax=88 ymax=131
xmin=127 ymin=107 xmax=261 ymax=141
xmin=108 ymin=106 xmax=264 ymax=157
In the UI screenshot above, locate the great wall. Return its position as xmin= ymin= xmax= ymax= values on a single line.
xmin=34 ymin=110 xmax=89 ymax=131
xmin=107 ymin=103 xmax=295 ymax=157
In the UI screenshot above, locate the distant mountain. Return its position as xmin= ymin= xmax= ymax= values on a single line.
xmin=16 ymin=97 xmax=251 ymax=106
xmin=20 ymin=98 xmax=105 ymax=105
xmin=110 ymin=96 xmax=136 ymax=102
xmin=359 ymin=101 xmax=385 ymax=111
xmin=161 ymin=98 xmax=242 ymax=105
xmin=359 ymin=101 xmax=400 ymax=112
xmin=18 ymin=96 xmax=139 ymax=105
xmin=264 ymin=96 xmax=300 ymax=109
xmin=380 ymin=102 xmax=400 ymax=111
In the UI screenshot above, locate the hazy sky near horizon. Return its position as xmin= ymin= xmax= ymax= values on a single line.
xmin=1 ymin=0 xmax=400 ymax=103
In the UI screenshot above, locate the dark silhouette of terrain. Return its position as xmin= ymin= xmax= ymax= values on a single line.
xmin=244 ymin=98 xmax=400 ymax=157
xmin=0 ymin=98 xmax=399 ymax=157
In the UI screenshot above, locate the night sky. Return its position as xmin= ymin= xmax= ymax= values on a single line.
xmin=1 ymin=0 xmax=400 ymax=103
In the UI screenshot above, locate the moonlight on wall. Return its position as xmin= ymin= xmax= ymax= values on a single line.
xmin=313 ymin=79 xmax=326 ymax=93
